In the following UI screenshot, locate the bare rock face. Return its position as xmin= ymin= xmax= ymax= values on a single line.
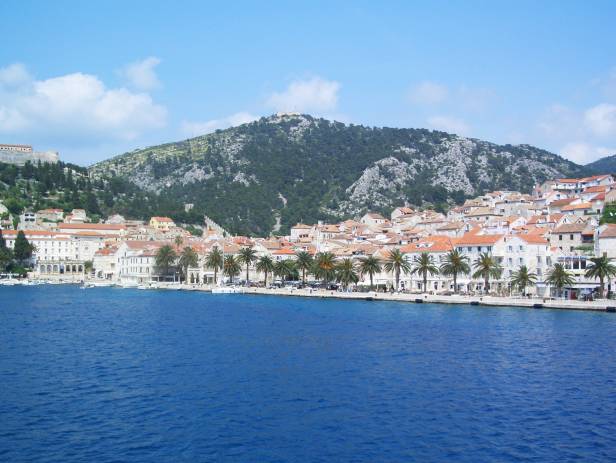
xmin=89 ymin=113 xmax=584 ymax=235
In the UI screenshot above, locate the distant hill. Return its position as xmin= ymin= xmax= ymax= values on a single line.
xmin=585 ymin=154 xmax=616 ymax=175
xmin=90 ymin=114 xmax=587 ymax=236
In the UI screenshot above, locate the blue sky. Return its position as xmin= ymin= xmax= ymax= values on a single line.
xmin=1 ymin=0 xmax=615 ymax=165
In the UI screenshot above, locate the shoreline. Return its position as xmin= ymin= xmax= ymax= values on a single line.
xmin=4 ymin=279 xmax=615 ymax=312
xmin=242 ymin=287 xmax=613 ymax=312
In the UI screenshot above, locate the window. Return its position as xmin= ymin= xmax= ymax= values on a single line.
xmin=559 ymin=235 xmax=563 ymax=241
xmin=570 ymin=234 xmax=574 ymax=240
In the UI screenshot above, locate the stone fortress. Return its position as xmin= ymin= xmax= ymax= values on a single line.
xmin=0 ymin=144 xmax=59 ymax=165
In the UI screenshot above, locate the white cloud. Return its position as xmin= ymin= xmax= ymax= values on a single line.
xmin=537 ymin=104 xmax=580 ymax=138
xmin=266 ymin=77 xmax=340 ymax=113
xmin=561 ymin=142 xmax=614 ymax=164
xmin=408 ymin=81 xmax=448 ymax=105
xmin=427 ymin=115 xmax=470 ymax=135
xmin=119 ymin=56 xmax=161 ymax=91
xmin=181 ymin=112 xmax=258 ymax=137
xmin=0 ymin=64 xmax=167 ymax=142
xmin=0 ymin=63 xmax=31 ymax=87
xmin=584 ymin=103 xmax=616 ymax=137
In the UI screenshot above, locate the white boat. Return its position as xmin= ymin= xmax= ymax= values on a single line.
xmin=211 ymin=286 xmax=244 ymax=294
xmin=92 ymin=281 xmax=113 ymax=287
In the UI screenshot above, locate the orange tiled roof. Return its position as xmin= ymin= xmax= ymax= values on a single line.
xmin=456 ymin=233 xmax=504 ymax=246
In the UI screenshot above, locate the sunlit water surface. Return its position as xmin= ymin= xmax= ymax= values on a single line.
xmin=1 ymin=286 xmax=615 ymax=462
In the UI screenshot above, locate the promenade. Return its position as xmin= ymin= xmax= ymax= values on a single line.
xmin=243 ymin=287 xmax=614 ymax=312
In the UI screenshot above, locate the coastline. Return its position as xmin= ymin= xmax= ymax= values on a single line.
xmin=242 ymin=287 xmax=612 ymax=312
xmin=4 ymin=279 xmax=614 ymax=312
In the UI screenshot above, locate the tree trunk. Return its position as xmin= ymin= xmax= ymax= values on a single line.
xmin=423 ymin=271 xmax=427 ymax=293
xmin=370 ymin=273 xmax=374 ymax=291
xmin=484 ymin=275 xmax=489 ymax=294
xmin=214 ymin=268 xmax=217 ymax=284
xmin=395 ymin=268 xmax=400 ymax=291
xmin=453 ymin=273 xmax=457 ymax=294
xmin=600 ymin=276 xmax=605 ymax=298
xmin=246 ymin=265 xmax=249 ymax=285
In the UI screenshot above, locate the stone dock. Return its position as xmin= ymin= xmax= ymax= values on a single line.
xmin=242 ymin=287 xmax=615 ymax=312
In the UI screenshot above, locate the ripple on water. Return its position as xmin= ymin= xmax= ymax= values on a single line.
xmin=1 ymin=286 xmax=615 ymax=462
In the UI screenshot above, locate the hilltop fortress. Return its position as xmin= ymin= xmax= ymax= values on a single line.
xmin=0 ymin=144 xmax=59 ymax=165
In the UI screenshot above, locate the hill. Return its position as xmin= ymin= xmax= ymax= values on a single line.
xmin=90 ymin=114 xmax=586 ymax=236
xmin=0 ymin=160 xmax=202 ymax=227
xmin=585 ymin=154 xmax=616 ymax=175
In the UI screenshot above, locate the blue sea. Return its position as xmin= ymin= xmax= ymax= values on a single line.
xmin=1 ymin=285 xmax=615 ymax=462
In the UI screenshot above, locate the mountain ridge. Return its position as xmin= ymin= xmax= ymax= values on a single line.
xmin=90 ymin=114 xmax=588 ymax=235
xmin=585 ymin=154 xmax=616 ymax=175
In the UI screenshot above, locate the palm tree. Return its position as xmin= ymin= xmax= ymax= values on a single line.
xmin=336 ymin=258 xmax=359 ymax=290
xmin=295 ymin=251 xmax=313 ymax=284
xmin=274 ymin=259 xmax=297 ymax=282
xmin=223 ymin=255 xmax=241 ymax=284
xmin=472 ymin=252 xmax=503 ymax=294
xmin=178 ymin=246 xmax=199 ymax=282
xmin=205 ymin=247 xmax=224 ymax=284
xmin=383 ymin=248 xmax=411 ymax=291
xmin=256 ymin=255 xmax=275 ymax=286
xmin=358 ymin=255 xmax=381 ymax=290
xmin=313 ymin=252 xmax=337 ymax=286
xmin=439 ymin=249 xmax=470 ymax=294
xmin=174 ymin=235 xmax=183 ymax=247
xmin=411 ymin=252 xmax=440 ymax=293
xmin=510 ymin=265 xmax=537 ymax=296
xmin=546 ymin=263 xmax=575 ymax=298
xmin=237 ymin=246 xmax=258 ymax=285
xmin=155 ymin=245 xmax=177 ymax=281
xmin=585 ymin=256 xmax=616 ymax=298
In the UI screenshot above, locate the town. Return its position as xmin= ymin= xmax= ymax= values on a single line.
xmin=2 ymin=172 xmax=616 ymax=302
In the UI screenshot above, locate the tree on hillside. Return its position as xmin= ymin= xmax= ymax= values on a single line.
xmin=546 ymin=263 xmax=575 ymax=298
xmin=256 ymin=255 xmax=275 ymax=286
xmin=472 ymin=252 xmax=503 ymax=294
xmin=440 ymin=249 xmax=470 ymax=294
xmin=585 ymin=256 xmax=616 ymax=298
xmin=237 ymin=246 xmax=258 ymax=285
xmin=178 ymin=246 xmax=199 ymax=282
xmin=510 ymin=265 xmax=537 ymax=296
xmin=295 ymin=251 xmax=313 ymax=284
xmin=383 ymin=248 xmax=411 ymax=291
xmin=411 ymin=252 xmax=440 ymax=293
xmin=358 ymin=255 xmax=381 ymax=290
xmin=13 ymin=231 xmax=34 ymax=265
xmin=155 ymin=245 xmax=177 ymax=280
xmin=205 ymin=247 xmax=224 ymax=284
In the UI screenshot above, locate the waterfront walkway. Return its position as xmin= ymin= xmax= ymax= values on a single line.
xmin=242 ymin=287 xmax=613 ymax=312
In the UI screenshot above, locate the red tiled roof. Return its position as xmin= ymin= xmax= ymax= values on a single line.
xmin=456 ymin=233 xmax=504 ymax=246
